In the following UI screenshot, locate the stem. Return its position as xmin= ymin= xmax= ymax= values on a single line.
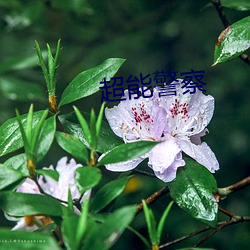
xmin=218 ymin=176 xmax=250 ymax=198
xmin=136 ymin=186 xmax=169 ymax=215
xmin=193 ymin=216 xmax=250 ymax=247
xmin=134 ymin=169 xmax=156 ymax=178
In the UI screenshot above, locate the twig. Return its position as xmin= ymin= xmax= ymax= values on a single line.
xmin=193 ymin=216 xmax=250 ymax=247
xmin=211 ymin=0 xmax=250 ymax=66
xmin=218 ymin=176 xmax=250 ymax=198
xmin=136 ymin=186 xmax=169 ymax=215
xmin=159 ymin=216 xmax=250 ymax=249
xmin=218 ymin=206 xmax=235 ymax=218
xmin=134 ymin=169 xmax=156 ymax=178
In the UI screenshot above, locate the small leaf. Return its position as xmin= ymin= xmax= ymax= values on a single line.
xmin=0 ymin=164 xmax=27 ymax=190
xmin=0 ymin=228 xmax=60 ymax=250
xmin=83 ymin=205 xmax=137 ymax=250
xmin=36 ymin=169 xmax=59 ymax=181
xmin=59 ymin=112 xmax=123 ymax=153
xmin=91 ymin=176 xmax=132 ymax=213
xmin=73 ymin=106 xmax=91 ymax=146
xmin=36 ymin=116 xmax=56 ymax=162
xmin=97 ymin=141 xmax=159 ymax=166
xmin=0 ymin=191 xmax=65 ymax=216
xmin=59 ymin=58 xmax=126 ymax=106
xmin=62 ymin=215 xmax=80 ymax=250
xmin=0 ymin=76 xmax=46 ymax=102
xmin=168 ymin=159 xmax=218 ymax=227
xmin=75 ymin=167 xmax=102 ymax=194
xmin=157 ymin=201 xmax=174 ymax=244
xmin=0 ymin=111 xmax=44 ymax=157
xmin=213 ymin=16 xmax=250 ymax=65
xmin=96 ymin=102 xmax=105 ymax=140
xmin=56 ymin=131 xmax=89 ymax=165
xmin=142 ymin=200 xmax=157 ymax=245
xmin=221 ymin=0 xmax=250 ymax=11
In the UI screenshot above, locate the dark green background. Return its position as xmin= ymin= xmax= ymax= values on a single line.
xmin=0 ymin=0 xmax=249 ymax=249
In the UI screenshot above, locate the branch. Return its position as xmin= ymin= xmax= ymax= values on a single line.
xmin=136 ymin=186 xmax=169 ymax=215
xmin=218 ymin=176 xmax=250 ymax=198
xmin=193 ymin=216 xmax=250 ymax=247
xmin=159 ymin=216 xmax=250 ymax=249
xmin=211 ymin=0 xmax=250 ymax=66
xmin=134 ymin=169 xmax=156 ymax=178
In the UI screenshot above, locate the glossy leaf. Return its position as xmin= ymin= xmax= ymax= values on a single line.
xmin=213 ymin=16 xmax=250 ymax=65
xmin=97 ymin=141 xmax=159 ymax=166
xmin=0 ymin=192 xmax=65 ymax=216
xmin=0 ymin=111 xmax=44 ymax=157
xmin=0 ymin=76 xmax=46 ymax=102
xmin=4 ymin=153 xmax=28 ymax=175
xmin=0 ymin=228 xmax=60 ymax=250
xmin=168 ymin=159 xmax=218 ymax=227
xmin=75 ymin=167 xmax=102 ymax=194
xmin=0 ymin=164 xmax=27 ymax=190
xmin=56 ymin=131 xmax=89 ymax=165
xmin=36 ymin=116 xmax=56 ymax=162
xmin=59 ymin=58 xmax=126 ymax=106
xmin=91 ymin=176 xmax=132 ymax=213
xmin=83 ymin=205 xmax=137 ymax=250
xmin=221 ymin=0 xmax=250 ymax=11
xmin=59 ymin=113 xmax=123 ymax=153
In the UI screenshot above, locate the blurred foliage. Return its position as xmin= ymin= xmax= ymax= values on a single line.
xmin=0 ymin=0 xmax=249 ymax=249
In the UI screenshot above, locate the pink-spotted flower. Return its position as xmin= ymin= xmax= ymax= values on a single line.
xmin=103 ymin=79 xmax=219 ymax=182
xmin=11 ymin=157 xmax=90 ymax=231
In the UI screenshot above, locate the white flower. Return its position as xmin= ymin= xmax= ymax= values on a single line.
xmin=12 ymin=157 xmax=90 ymax=231
xmin=103 ymin=80 xmax=219 ymax=182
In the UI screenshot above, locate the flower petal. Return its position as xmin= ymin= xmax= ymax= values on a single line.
xmin=148 ymin=138 xmax=185 ymax=182
xmin=178 ymin=139 xmax=219 ymax=173
xmin=16 ymin=178 xmax=40 ymax=194
xmin=105 ymin=90 xmax=167 ymax=142
xmin=158 ymin=79 xmax=215 ymax=136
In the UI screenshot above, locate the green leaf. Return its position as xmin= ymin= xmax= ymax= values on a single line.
xmin=168 ymin=159 xmax=218 ymax=227
xmin=0 ymin=228 xmax=60 ymax=250
xmin=59 ymin=58 xmax=126 ymax=107
xmin=142 ymin=200 xmax=157 ymax=245
xmin=36 ymin=116 xmax=56 ymax=162
xmin=83 ymin=205 xmax=137 ymax=250
xmin=0 ymin=164 xmax=27 ymax=190
xmin=221 ymin=0 xmax=250 ymax=11
xmin=0 ymin=111 xmax=44 ymax=157
xmin=56 ymin=131 xmax=89 ymax=165
xmin=75 ymin=167 xmax=102 ymax=194
xmin=59 ymin=112 xmax=123 ymax=153
xmin=96 ymin=102 xmax=105 ymax=140
xmin=89 ymin=109 xmax=97 ymax=150
xmin=73 ymin=106 xmax=91 ymax=147
xmin=91 ymin=176 xmax=132 ymax=213
xmin=36 ymin=169 xmax=59 ymax=181
xmin=0 ymin=76 xmax=46 ymax=102
xmin=4 ymin=153 xmax=28 ymax=175
xmin=0 ymin=192 xmax=65 ymax=216
xmin=157 ymin=201 xmax=174 ymax=244
xmin=213 ymin=16 xmax=250 ymax=65
xmin=62 ymin=215 xmax=80 ymax=250
xmin=97 ymin=141 xmax=159 ymax=166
